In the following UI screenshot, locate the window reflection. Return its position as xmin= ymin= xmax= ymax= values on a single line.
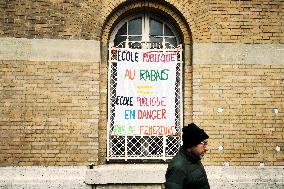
xmin=117 ymin=23 xmax=127 ymax=35
xmin=150 ymin=18 xmax=163 ymax=36
xmin=128 ymin=18 xmax=142 ymax=35
xmin=113 ymin=15 xmax=180 ymax=49
xmin=128 ymin=36 xmax=142 ymax=41
xmin=165 ymin=25 xmax=174 ymax=36
xmin=114 ymin=36 xmax=126 ymax=47
xmin=150 ymin=36 xmax=162 ymax=43
xmin=166 ymin=38 xmax=177 ymax=48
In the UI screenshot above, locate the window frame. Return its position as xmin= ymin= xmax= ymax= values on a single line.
xmin=107 ymin=13 xmax=184 ymax=161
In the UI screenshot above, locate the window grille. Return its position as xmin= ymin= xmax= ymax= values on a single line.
xmin=107 ymin=14 xmax=183 ymax=161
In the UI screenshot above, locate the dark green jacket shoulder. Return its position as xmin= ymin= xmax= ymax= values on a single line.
xmin=165 ymin=148 xmax=210 ymax=189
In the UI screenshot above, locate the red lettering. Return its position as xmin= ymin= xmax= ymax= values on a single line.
xmin=124 ymin=69 xmax=136 ymax=80
xmin=137 ymin=109 xmax=166 ymax=120
xmin=162 ymin=109 xmax=166 ymax=119
xmin=136 ymin=97 xmax=167 ymax=107
xmin=143 ymin=52 xmax=148 ymax=62
xmin=142 ymin=52 xmax=177 ymax=63
xmin=139 ymin=126 xmax=176 ymax=136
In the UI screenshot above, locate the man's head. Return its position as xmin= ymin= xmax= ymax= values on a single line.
xmin=182 ymin=123 xmax=209 ymax=158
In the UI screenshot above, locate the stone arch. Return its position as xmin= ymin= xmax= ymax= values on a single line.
xmin=101 ymin=0 xmax=191 ymax=45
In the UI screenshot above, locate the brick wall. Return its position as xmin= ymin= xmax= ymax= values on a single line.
xmin=208 ymin=0 xmax=284 ymax=43
xmin=1 ymin=0 xmax=102 ymax=40
xmin=0 ymin=59 xmax=100 ymax=165
xmin=1 ymin=0 xmax=283 ymax=43
xmin=0 ymin=0 xmax=283 ymax=166
xmin=192 ymin=43 xmax=284 ymax=166
xmin=194 ymin=63 xmax=284 ymax=166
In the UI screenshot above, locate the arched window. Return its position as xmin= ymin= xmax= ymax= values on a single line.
xmin=110 ymin=14 xmax=181 ymax=49
xmin=107 ymin=13 xmax=183 ymax=161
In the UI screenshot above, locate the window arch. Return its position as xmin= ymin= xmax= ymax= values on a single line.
xmin=107 ymin=12 xmax=183 ymax=161
xmin=110 ymin=13 xmax=181 ymax=49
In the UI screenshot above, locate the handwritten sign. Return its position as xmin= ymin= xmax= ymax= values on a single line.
xmin=111 ymin=49 xmax=178 ymax=136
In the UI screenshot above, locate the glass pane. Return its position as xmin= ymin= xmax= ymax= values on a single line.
xmin=114 ymin=36 xmax=126 ymax=47
xmin=166 ymin=37 xmax=177 ymax=48
xmin=128 ymin=36 xmax=142 ymax=41
xmin=150 ymin=18 xmax=163 ymax=36
xmin=150 ymin=36 xmax=163 ymax=49
xmin=164 ymin=25 xmax=174 ymax=36
xmin=150 ymin=36 xmax=162 ymax=43
xmin=117 ymin=23 xmax=127 ymax=35
xmin=128 ymin=36 xmax=142 ymax=49
xmin=129 ymin=41 xmax=142 ymax=49
xmin=128 ymin=17 xmax=142 ymax=35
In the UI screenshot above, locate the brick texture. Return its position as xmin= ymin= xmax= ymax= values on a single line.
xmin=194 ymin=64 xmax=284 ymax=166
xmin=1 ymin=0 xmax=283 ymax=43
xmin=0 ymin=60 xmax=100 ymax=165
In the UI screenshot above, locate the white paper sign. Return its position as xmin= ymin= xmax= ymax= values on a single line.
xmin=111 ymin=49 xmax=178 ymax=136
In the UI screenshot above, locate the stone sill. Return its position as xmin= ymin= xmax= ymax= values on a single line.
xmin=0 ymin=165 xmax=283 ymax=187
xmin=85 ymin=164 xmax=167 ymax=184
xmin=85 ymin=164 xmax=284 ymax=185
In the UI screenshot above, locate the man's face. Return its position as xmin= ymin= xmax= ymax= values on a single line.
xmin=190 ymin=140 xmax=208 ymax=158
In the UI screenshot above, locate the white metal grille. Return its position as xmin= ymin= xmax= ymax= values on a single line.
xmin=107 ymin=40 xmax=183 ymax=161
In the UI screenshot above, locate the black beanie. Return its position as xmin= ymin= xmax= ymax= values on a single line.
xmin=182 ymin=123 xmax=209 ymax=149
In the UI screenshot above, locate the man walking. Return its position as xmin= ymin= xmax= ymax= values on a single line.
xmin=165 ymin=123 xmax=210 ymax=189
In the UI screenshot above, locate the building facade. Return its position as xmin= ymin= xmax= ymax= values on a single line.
xmin=0 ymin=0 xmax=283 ymax=188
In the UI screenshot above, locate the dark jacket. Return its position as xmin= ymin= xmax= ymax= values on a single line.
xmin=165 ymin=147 xmax=210 ymax=189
